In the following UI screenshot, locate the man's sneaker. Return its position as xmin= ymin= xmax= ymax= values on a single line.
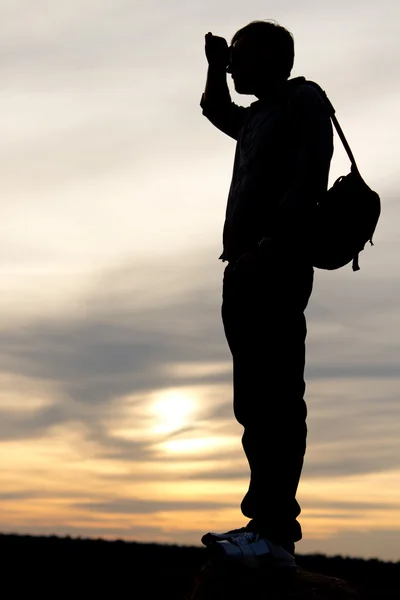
xmin=201 ymin=530 xmax=296 ymax=570
xmin=201 ymin=527 xmax=249 ymax=547
xmin=202 ymin=526 xmax=295 ymax=557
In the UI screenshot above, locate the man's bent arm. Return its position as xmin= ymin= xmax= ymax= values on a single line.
xmin=200 ymin=64 xmax=248 ymax=140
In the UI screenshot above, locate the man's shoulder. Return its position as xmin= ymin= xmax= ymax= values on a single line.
xmin=287 ymin=78 xmax=331 ymax=122
xmin=289 ymin=78 xmax=326 ymax=106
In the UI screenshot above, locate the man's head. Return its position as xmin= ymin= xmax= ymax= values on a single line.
xmin=227 ymin=20 xmax=295 ymax=96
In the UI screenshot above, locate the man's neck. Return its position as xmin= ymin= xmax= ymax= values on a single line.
xmin=254 ymin=78 xmax=288 ymax=101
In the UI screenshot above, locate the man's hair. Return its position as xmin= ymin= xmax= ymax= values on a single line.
xmin=231 ymin=20 xmax=295 ymax=80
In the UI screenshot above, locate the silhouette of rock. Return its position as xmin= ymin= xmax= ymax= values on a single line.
xmin=187 ymin=558 xmax=361 ymax=600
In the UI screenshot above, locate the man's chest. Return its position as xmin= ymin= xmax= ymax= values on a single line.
xmin=235 ymin=105 xmax=290 ymax=170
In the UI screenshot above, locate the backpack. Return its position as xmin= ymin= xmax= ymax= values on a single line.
xmin=290 ymin=79 xmax=381 ymax=272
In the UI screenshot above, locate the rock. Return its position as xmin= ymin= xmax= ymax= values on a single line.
xmin=187 ymin=558 xmax=361 ymax=600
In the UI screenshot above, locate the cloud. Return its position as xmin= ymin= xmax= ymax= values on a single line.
xmin=72 ymin=497 xmax=236 ymax=514
xmin=0 ymin=251 xmax=399 ymax=483
xmin=0 ymin=490 xmax=95 ymax=501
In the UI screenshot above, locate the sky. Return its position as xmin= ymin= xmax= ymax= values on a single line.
xmin=0 ymin=0 xmax=400 ymax=561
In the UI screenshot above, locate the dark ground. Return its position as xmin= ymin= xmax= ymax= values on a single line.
xmin=1 ymin=533 xmax=399 ymax=599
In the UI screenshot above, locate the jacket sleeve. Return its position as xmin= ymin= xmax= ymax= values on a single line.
xmin=200 ymin=92 xmax=249 ymax=141
xmin=272 ymin=83 xmax=334 ymax=246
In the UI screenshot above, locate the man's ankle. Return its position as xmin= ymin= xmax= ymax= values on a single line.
xmin=245 ymin=520 xmax=295 ymax=555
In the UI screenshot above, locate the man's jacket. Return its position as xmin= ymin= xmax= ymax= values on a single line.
xmin=200 ymin=76 xmax=334 ymax=263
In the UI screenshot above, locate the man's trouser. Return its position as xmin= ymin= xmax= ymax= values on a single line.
xmin=221 ymin=253 xmax=314 ymax=545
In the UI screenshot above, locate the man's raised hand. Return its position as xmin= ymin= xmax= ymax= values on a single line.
xmin=204 ymin=32 xmax=230 ymax=69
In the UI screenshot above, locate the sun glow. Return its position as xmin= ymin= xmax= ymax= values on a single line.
xmin=149 ymin=389 xmax=197 ymax=435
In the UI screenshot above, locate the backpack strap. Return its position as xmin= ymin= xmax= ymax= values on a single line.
xmin=352 ymin=253 xmax=360 ymax=272
xmin=296 ymin=79 xmax=360 ymax=177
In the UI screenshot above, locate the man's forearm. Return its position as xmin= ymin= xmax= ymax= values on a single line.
xmin=204 ymin=64 xmax=231 ymax=106
xmin=201 ymin=64 xmax=247 ymax=139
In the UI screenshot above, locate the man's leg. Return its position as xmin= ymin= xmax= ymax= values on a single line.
xmin=221 ymin=259 xmax=314 ymax=546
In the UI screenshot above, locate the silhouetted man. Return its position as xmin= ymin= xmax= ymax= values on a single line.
xmin=199 ymin=20 xmax=333 ymax=568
